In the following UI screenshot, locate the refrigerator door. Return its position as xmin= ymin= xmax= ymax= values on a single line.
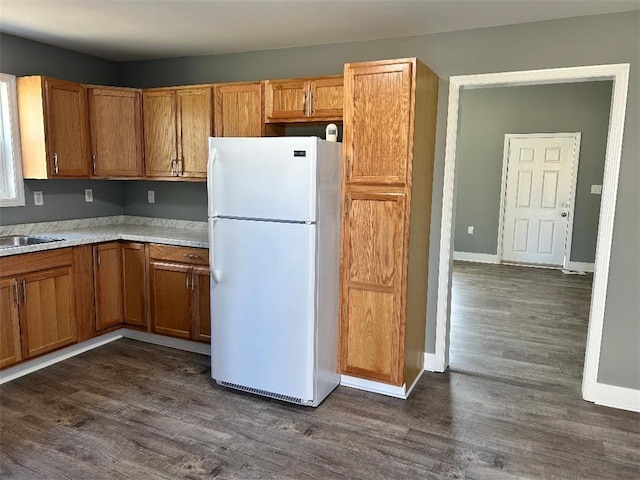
xmin=210 ymin=217 xmax=316 ymax=402
xmin=208 ymin=137 xmax=318 ymax=222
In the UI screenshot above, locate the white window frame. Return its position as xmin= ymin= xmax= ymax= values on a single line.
xmin=0 ymin=73 xmax=25 ymax=207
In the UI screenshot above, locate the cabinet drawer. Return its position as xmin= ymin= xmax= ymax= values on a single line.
xmin=0 ymin=248 xmax=73 ymax=278
xmin=149 ymin=244 xmax=208 ymax=266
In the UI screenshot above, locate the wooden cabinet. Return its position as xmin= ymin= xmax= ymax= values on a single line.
xmin=148 ymin=245 xmax=210 ymax=343
xmin=0 ymin=278 xmax=22 ymax=368
xmin=214 ymin=82 xmax=264 ymax=137
xmin=17 ymin=76 xmax=90 ymax=178
xmin=143 ymin=86 xmax=212 ymax=179
xmin=94 ymin=243 xmax=123 ymax=331
xmin=339 ymin=58 xmax=439 ymax=388
xmin=121 ymin=243 xmax=146 ymax=327
xmin=0 ymin=249 xmax=78 ymax=365
xmin=88 ymin=87 xmax=143 ymax=177
xmin=264 ymin=75 xmax=343 ymax=123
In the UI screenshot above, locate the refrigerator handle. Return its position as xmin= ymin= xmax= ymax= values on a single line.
xmin=207 ymin=145 xmax=219 ymax=218
xmin=210 ymin=218 xmax=221 ymax=284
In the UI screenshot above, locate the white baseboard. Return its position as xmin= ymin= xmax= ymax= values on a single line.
xmin=0 ymin=330 xmax=125 ymax=384
xmin=340 ymin=374 xmax=407 ymax=399
xmin=122 ymin=330 xmax=211 ymax=356
xmin=566 ymin=261 xmax=595 ymax=273
xmin=423 ymin=352 xmax=440 ymax=372
xmin=453 ymin=251 xmax=499 ymax=264
xmin=591 ymin=382 xmax=640 ymax=412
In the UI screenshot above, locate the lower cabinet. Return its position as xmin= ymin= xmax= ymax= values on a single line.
xmin=0 ymin=278 xmax=22 ymax=368
xmin=148 ymin=245 xmax=210 ymax=343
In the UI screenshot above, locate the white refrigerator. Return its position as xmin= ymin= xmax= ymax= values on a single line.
xmin=207 ymin=137 xmax=342 ymax=407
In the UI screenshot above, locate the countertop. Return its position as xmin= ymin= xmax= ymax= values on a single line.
xmin=0 ymin=216 xmax=209 ymax=257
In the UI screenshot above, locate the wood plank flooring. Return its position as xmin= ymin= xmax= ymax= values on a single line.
xmin=1 ymin=338 xmax=639 ymax=479
xmin=450 ymin=261 xmax=594 ymax=395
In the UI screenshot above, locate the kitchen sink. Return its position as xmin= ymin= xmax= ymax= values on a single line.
xmin=0 ymin=235 xmax=63 ymax=248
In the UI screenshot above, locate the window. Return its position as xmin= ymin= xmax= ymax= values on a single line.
xmin=0 ymin=73 xmax=25 ymax=207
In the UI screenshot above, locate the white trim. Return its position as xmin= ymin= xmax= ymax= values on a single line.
xmin=0 ymin=73 xmax=25 ymax=207
xmin=592 ymin=382 xmax=640 ymax=413
xmin=0 ymin=330 xmax=125 ymax=384
xmin=435 ymin=64 xmax=631 ymax=408
xmin=566 ymin=261 xmax=595 ymax=273
xmin=453 ymin=251 xmax=499 ymax=264
xmin=423 ymin=352 xmax=441 ymax=372
xmin=497 ymin=133 xmax=581 ymax=268
xmin=122 ymin=329 xmax=211 ymax=356
xmin=340 ymin=374 xmax=408 ymax=399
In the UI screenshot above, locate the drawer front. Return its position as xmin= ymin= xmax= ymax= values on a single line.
xmin=0 ymin=248 xmax=74 ymax=278
xmin=149 ymin=244 xmax=209 ymax=266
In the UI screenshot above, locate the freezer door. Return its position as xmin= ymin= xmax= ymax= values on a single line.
xmin=211 ymin=218 xmax=316 ymax=402
xmin=208 ymin=137 xmax=318 ymax=222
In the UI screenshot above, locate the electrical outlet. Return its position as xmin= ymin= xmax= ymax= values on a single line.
xmin=85 ymin=189 xmax=93 ymax=202
xmin=467 ymin=226 xmax=474 ymax=235
xmin=34 ymin=191 xmax=44 ymax=206
xmin=148 ymin=190 xmax=155 ymax=203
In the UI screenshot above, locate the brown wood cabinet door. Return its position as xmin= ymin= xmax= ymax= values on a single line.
xmin=149 ymin=261 xmax=192 ymax=339
xmin=191 ymin=266 xmax=210 ymax=343
xmin=89 ymin=88 xmax=143 ymax=177
xmin=20 ymin=267 xmax=77 ymax=359
xmin=344 ymin=62 xmax=412 ymax=186
xmin=265 ymin=80 xmax=307 ymax=122
xmin=0 ymin=278 xmax=22 ymax=368
xmin=340 ymin=191 xmax=406 ymax=385
xmin=94 ymin=243 xmax=123 ymax=331
xmin=121 ymin=243 xmax=146 ymax=327
xmin=176 ymin=87 xmax=211 ymax=178
xmin=309 ymin=77 xmax=343 ymax=120
xmin=143 ymin=90 xmax=177 ymax=177
xmin=44 ymin=78 xmax=90 ymax=177
xmin=214 ymin=83 xmax=263 ymax=137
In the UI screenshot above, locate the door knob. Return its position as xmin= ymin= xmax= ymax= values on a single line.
xmin=561 ymin=212 xmax=568 ymax=217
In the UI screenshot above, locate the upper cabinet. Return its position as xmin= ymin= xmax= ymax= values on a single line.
xmin=143 ymin=86 xmax=212 ymax=179
xmin=214 ymin=82 xmax=264 ymax=137
xmin=264 ymin=75 xmax=343 ymax=123
xmin=88 ymin=87 xmax=143 ymax=178
xmin=17 ymin=76 xmax=90 ymax=178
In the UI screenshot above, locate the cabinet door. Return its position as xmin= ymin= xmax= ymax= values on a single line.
xmin=143 ymin=90 xmax=177 ymax=177
xmin=20 ymin=267 xmax=77 ymax=359
xmin=89 ymin=88 xmax=143 ymax=177
xmin=94 ymin=243 xmax=123 ymax=331
xmin=121 ymin=243 xmax=146 ymax=327
xmin=44 ymin=78 xmax=90 ymax=177
xmin=0 ymin=278 xmax=22 ymax=368
xmin=340 ymin=191 xmax=406 ymax=385
xmin=176 ymin=87 xmax=211 ymax=178
xmin=191 ymin=266 xmax=210 ymax=343
xmin=309 ymin=77 xmax=343 ymax=120
xmin=264 ymin=80 xmax=307 ymax=122
xmin=344 ymin=62 xmax=412 ymax=186
xmin=214 ymin=83 xmax=263 ymax=137
xmin=149 ymin=261 xmax=192 ymax=339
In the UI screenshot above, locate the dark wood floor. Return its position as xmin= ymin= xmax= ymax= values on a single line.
xmin=450 ymin=261 xmax=594 ymax=396
xmin=1 ymin=338 xmax=639 ymax=479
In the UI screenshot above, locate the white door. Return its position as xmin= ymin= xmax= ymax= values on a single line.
xmin=501 ymin=134 xmax=580 ymax=267
xmin=208 ymin=137 xmax=318 ymax=222
xmin=210 ymin=217 xmax=317 ymax=402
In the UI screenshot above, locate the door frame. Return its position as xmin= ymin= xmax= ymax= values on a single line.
xmin=434 ymin=63 xmax=630 ymax=404
xmin=497 ymin=132 xmax=582 ymax=269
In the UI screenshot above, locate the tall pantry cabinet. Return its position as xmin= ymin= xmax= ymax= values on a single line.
xmin=339 ymin=58 xmax=439 ymax=389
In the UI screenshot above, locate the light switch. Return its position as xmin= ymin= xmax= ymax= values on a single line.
xmin=590 ymin=185 xmax=602 ymax=194
xmin=467 ymin=226 xmax=474 ymax=235
xmin=85 ymin=189 xmax=93 ymax=202
xmin=34 ymin=191 xmax=44 ymax=206
xmin=148 ymin=190 xmax=155 ymax=203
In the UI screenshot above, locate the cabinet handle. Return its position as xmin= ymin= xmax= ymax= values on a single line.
xmin=186 ymin=271 xmax=190 ymax=290
xmin=21 ymin=279 xmax=26 ymax=304
xmin=345 ymin=155 xmax=350 ymax=180
xmin=92 ymin=154 xmax=97 ymax=174
xmin=53 ymin=153 xmax=59 ymax=174
xmin=344 ymin=196 xmax=349 ymax=218
xmin=178 ymin=158 xmax=184 ymax=175
xmin=302 ymin=93 xmax=307 ymax=115
xmin=183 ymin=254 xmax=201 ymax=259
xmin=97 ymin=251 xmax=101 ymax=266
xmin=13 ymin=280 xmax=19 ymax=307
xmin=191 ymin=270 xmax=196 ymax=291
xmin=170 ymin=159 xmax=177 ymax=176
xmin=309 ymin=91 xmax=313 ymax=115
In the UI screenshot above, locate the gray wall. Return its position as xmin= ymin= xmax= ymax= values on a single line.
xmin=122 ymin=181 xmax=207 ymax=221
xmin=119 ymin=11 xmax=640 ymax=389
xmin=454 ymin=81 xmax=612 ymax=263
xmin=0 ymin=33 xmax=122 ymax=225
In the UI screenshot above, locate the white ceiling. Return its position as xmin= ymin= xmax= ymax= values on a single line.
xmin=1 ymin=0 xmax=639 ymax=62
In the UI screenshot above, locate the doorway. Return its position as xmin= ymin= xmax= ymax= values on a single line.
xmin=434 ymin=64 xmax=630 ymax=404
